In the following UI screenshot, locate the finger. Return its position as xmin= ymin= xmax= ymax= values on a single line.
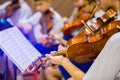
xmin=50 ymin=51 xmax=57 ymax=55
xmin=41 ymin=58 xmax=48 ymax=63
xmin=45 ymin=60 xmax=51 ymax=67
xmin=58 ymin=44 xmax=64 ymax=51
xmin=49 ymin=61 xmax=59 ymax=69
xmin=45 ymin=54 xmax=54 ymax=60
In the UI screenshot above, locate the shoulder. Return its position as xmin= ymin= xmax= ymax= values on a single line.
xmin=20 ymin=1 xmax=32 ymax=11
xmin=108 ymin=32 xmax=120 ymax=43
xmin=50 ymin=8 xmax=62 ymax=20
xmin=33 ymin=12 xmax=42 ymax=17
xmin=100 ymin=32 xmax=120 ymax=55
xmin=0 ymin=1 xmax=12 ymax=9
xmin=29 ymin=12 xmax=42 ymax=20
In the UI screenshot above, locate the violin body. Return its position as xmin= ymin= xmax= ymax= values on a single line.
xmin=66 ymin=20 xmax=120 ymax=63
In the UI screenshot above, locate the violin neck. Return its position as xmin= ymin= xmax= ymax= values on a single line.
xmin=57 ymin=49 xmax=67 ymax=57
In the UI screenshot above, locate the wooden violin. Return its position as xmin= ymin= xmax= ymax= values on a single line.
xmin=66 ymin=20 xmax=120 ymax=63
xmin=39 ymin=10 xmax=54 ymax=47
xmin=61 ymin=2 xmax=99 ymax=36
xmin=77 ymin=8 xmax=117 ymax=36
xmin=40 ymin=10 xmax=54 ymax=32
xmin=61 ymin=9 xmax=90 ymax=36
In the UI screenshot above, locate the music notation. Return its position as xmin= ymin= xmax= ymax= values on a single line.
xmin=0 ymin=27 xmax=42 ymax=72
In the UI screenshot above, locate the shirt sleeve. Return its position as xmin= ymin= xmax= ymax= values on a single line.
xmin=0 ymin=1 xmax=12 ymax=9
xmin=20 ymin=12 xmax=42 ymax=26
xmin=0 ymin=1 xmax=12 ymax=18
xmin=83 ymin=32 xmax=120 ymax=80
xmin=115 ymin=71 xmax=120 ymax=80
xmin=33 ymin=24 xmax=44 ymax=43
xmin=17 ymin=2 xmax=33 ymax=24
xmin=19 ymin=12 xmax=43 ymax=43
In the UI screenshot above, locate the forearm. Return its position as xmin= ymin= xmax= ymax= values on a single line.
xmin=51 ymin=32 xmax=67 ymax=46
xmin=57 ymin=37 xmax=67 ymax=46
xmin=67 ymin=78 xmax=74 ymax=80
xmin=61 ymin=58 xmax=85 ymax=80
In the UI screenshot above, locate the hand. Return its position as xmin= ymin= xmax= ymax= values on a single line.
xmin=40 ymin=34 xmax=55 ymax=47
xmin=39 ymin=35 xmax=48 ymax=45
xmin=47 ymin=35 xmax=54 ymax=43
xmin=40 ymin=37 xmax=48 ymax=45
xmin=45 ymin=51 xmax=68 ymax=65
xmin=49 ymin=32 xmax=61 ymax=40
xmin=67 ymin=78 xmax=74 ymax=80
xmin=58 ymin=44 xmax=66 ymax=51
xmin=18 ymin=23 xmax=32 ymax=34
xmin=62 ymin=17 xmax=69 ymax=24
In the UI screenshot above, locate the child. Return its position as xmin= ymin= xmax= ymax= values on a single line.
xmin=7 ymin=0 xmax=32 ymax=26
xmin=0 ymin=0 xmax=32 ymax=28
xmin=20 ymin=0 xmax=64 ymax=80
xmin=20 ymin=0 xmax=64 ymax=56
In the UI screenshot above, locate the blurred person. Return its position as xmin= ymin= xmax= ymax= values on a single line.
xmin=7 ymin=0 xmax=32 ymax=26
xmin=20 ymin=0 xmax=64 ymax=55
xmin=19 ymin=0 xmax=64 ymax=80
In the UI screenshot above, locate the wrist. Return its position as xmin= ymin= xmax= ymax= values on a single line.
xmin=55 ymin=36 xmax=61 ymax=41
xmin=60 ymin=57 xmax=70 ymax=66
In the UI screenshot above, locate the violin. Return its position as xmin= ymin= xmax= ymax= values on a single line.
xmin=96 ymin=9 xmax=117 ymax=26
xmin=61 ymin=3 xmax=99 ymax=36
xmin=40 ymin=10 xmax=54 ymax=33
xmin=78 ymin=8 xmax=117 ymax=36
xmin=61 ymin=9 xmax=90 ymax=36
xmin=66 ymin=20 xmax=120 ymax=63
xmin=65 ymin=8 xmax=118 ymax=63
xmin=40 ymin=10 xmax=54 ymax=47
xmin=5 ymin=1 xmax=20 ymax=18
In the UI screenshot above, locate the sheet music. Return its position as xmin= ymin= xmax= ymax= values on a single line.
xmin=0 ymin=27 xmax=42 ymax=72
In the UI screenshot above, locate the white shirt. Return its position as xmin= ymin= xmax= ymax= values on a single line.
xmin=22 ymin=8 xmax=64 ymax=44
xmin=68 ymin=7 xmax=78 ymax=22
xmin=84 ymin=32 xmax=120 ymax=80
xmin=7 ymin=0 xmax=32 ymax=25
xmin=0 ymin=1 xmax=12 ymax=19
